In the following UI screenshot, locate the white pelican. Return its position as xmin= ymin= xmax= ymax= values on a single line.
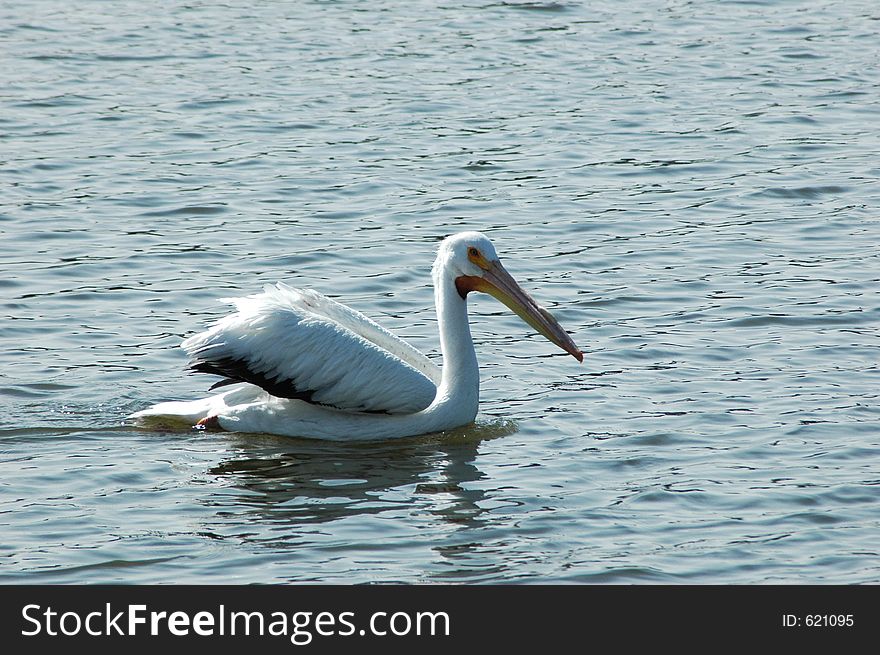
xmin=130 ymin=232 xmax=582 ymax=440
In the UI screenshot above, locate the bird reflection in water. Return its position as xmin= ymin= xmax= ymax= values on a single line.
xmin=202 ymin=419 xmax=517 ymax=538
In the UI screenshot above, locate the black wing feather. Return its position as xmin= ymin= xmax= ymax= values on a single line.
xmin=189 ymin=355 xmax=316 ymax=403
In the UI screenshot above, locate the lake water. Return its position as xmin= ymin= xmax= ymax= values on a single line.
xmin=1 ymin=0 xmax=878 ymax=584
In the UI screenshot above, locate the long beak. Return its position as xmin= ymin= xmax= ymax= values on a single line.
xmin=457 ymin=260 xmax=583 ymax=362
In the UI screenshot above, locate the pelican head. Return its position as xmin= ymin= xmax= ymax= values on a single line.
xmin=436 ymin=231 xmax=583 ymax=362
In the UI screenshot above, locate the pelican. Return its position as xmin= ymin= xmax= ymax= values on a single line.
xmin=130 ymin=232 xmax=582 ymax=440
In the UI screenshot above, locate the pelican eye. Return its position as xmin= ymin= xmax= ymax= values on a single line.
xmin=467 ymin=246 xmax=491 ymax=270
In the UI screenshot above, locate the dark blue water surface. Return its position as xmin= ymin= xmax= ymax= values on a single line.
xmin=1 ymin=0 xmax=878 ymax=583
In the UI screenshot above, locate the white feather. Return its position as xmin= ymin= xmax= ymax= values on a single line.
xmin=181 ymin=283 xmax=440 ymax=414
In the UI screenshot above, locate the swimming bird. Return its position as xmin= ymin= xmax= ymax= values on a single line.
xmin=130 ymin=232 xmax=582 ymax=440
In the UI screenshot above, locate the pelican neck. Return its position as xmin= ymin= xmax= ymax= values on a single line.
xmin=433 ymin=269 xmax=480 ymax=412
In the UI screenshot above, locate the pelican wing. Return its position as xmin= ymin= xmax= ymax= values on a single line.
xmin=182 ymin=283 xmax=440 ymax=414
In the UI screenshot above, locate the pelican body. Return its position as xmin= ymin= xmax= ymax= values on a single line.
xmin=131 ymin=232 xmax=582 ymax=440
